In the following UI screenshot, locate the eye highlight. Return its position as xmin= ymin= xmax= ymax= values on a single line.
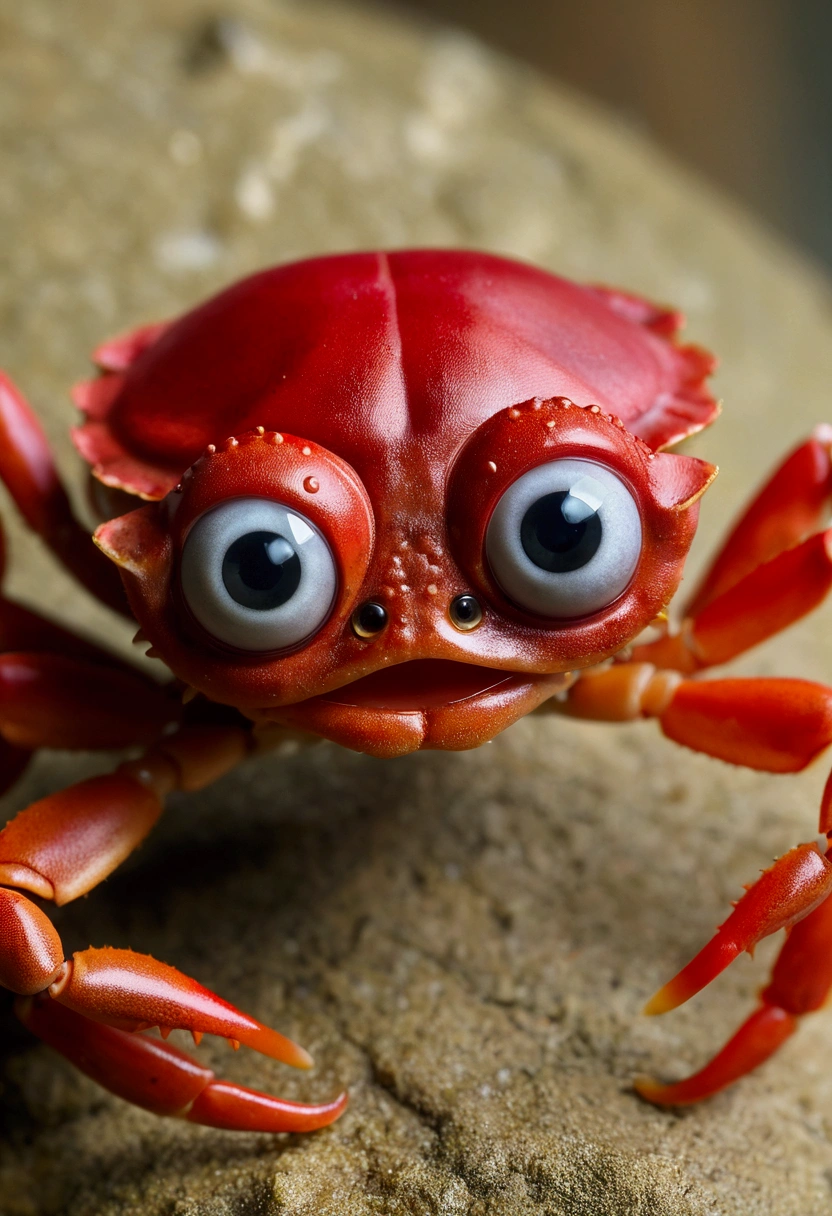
xmin=485 ymin=459 xmax=642 ymax=618
xmin=180 ymin=498 xmax=337 ymax=651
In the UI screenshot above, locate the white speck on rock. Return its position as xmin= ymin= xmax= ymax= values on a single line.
xmin=153 ymin=229 xmax=222 ymax=273
xmin=236 ymin=166 xmax=275 ymax=220
xmin=168 ymin=129 xmax=203 ymax=166
xmin=216 ymin=18 xmax=341 ymax=90
xmin=403 ymin=30 xmax=498 ymax=169
xmin=267 ymin=100 xmax=330 ymax=183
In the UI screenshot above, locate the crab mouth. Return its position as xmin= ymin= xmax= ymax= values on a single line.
xmin=319 ymin=659 xmax=518 ymax=711
xmin=255 ymin=659 xmax=575 ymax=758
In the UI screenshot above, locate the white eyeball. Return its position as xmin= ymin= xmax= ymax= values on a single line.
xmin=180 ymin=498 xmax=337 ymax=651
xmin=485 ymin=459 xmax=642 ymax=618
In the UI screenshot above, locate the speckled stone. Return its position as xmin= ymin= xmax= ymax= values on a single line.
xmin=2 ymin=1 xmax=832 ymax=1213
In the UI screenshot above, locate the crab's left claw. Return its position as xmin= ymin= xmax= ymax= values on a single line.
xmin=637 ymin=847 xmax=832 ymax=1105
xmin=634 ymin=1005 xmax=797 ymax=1105
xmin=643 ymin=842 xmax=832 ymax=1015
xmin=18 ymin=997 xmax=347 ymax=1132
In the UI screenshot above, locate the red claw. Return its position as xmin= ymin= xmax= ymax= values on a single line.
xmin=17 ymin=997 xmax=346 ymax=1132
xmin=635 ymin=1005 xmax=798 ymax=1105
xmin=187 ymin=1080 xmax=348 ymax=1133
xmin=644 ymin=843 xmax=832 ymax=1015
xmin=50 ymin=946 xmax=313 ymax=1069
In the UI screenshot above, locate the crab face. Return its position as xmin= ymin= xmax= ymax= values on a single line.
xmin=95 ymin=399 xmax=712 ymax=757
xmin=84 ymin=251 xmax=717 ymax=757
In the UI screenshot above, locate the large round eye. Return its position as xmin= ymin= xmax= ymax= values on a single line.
xmin=180 ymin=498 xmax=337 ymax=651
xmin=485 ymin=459 xmax=642 ymax=618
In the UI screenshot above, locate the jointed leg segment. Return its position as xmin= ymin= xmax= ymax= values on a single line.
xmin=0 ymin=374 xmax=127 ymax=613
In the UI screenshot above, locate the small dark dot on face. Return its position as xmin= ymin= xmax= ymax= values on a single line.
xmin=449 ymin=594 xmax=483 ymax=631
xmin=352 ymin=600 xmax=389 ymax=638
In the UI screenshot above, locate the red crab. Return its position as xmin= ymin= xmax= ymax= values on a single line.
xmin=1 ymin=249 xmax=832 ymax=1132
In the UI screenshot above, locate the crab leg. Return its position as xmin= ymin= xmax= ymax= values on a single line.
xmin=642 ymin=842 xmax=832 ymax=1014
xmin=0 ymin=652 xmax=179 ymax=751
xmin=685 ymin=427 xmax=832 ymax=617
xmin=634 ymin=529 xmax=832 ymax=673
xmin=557 ymin=666 xmax=832 ymax=774
xmin=0 ymin=519 xmax=183 ymax=783
xmin=0 ymin=372 xmax=126 ymax=613
xmin=632 ymin=430 xmax=832 ymax=673
xmin=0 ymin=594 xmax=132 ymax=666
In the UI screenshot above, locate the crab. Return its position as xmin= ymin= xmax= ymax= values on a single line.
xmin=1 ymin=249 xmax=832 ymax=1133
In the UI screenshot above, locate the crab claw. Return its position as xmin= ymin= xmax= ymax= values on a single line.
xmin=634 ymin=1005 xmax=797 ymax=1105
xmin=17 ymin=997 xmax=347 ymax=1132
xmin=644 ymin=843 xmax=832 ymax=1015
xmin=49 ymin=946 xmax=313 ymax=1069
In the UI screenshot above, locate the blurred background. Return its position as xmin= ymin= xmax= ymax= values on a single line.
xmin=392 ymin=0 xmax=832 ymax=271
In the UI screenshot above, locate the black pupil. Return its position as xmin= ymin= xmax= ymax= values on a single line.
xmin=520 ymin=491 xmax=602 ymax=573
xmin=222 ymin=530 xmax=301 ymax=611
xmin=357 ymin=602 xmax=387 ymax=633
xmin=452 ymin=595 xmax=479 ymax=623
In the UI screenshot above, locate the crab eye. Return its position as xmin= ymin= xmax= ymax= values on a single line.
xmin=180 ymin=498 xmax=337 ymax=651
xmin=485 ymin=459 xmax=642 ymax=618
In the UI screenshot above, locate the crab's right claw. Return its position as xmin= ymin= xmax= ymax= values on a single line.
xmin=17 ymin=997 xmax=347 ymax=1132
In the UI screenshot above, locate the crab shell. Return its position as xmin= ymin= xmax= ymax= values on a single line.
xmin=86 ymin=251 xmax=717 ymax=757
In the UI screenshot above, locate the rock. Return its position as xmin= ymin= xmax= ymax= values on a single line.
xmin=2 ymin=1 xmax=832 ymax=1213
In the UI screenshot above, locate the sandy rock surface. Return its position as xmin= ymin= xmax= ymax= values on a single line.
xmin=2 ymin=1 xmax=832 ymax=1212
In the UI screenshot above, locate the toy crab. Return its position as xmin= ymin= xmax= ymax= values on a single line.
xmin=1 ymin=250 xmax=831 ymax=1133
